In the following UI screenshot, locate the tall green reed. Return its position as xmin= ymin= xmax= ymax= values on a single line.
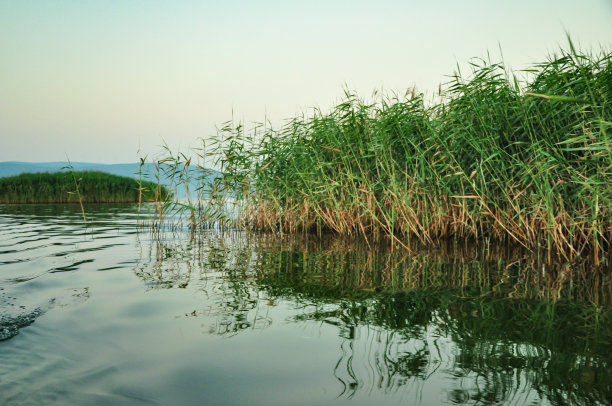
xmin=144 ymin=140 xmax=231 ymax=234
xmin=204 ymin=42 xmax=610 ymax=265
xmin=64 ymin=158 xmax=87 ymax=225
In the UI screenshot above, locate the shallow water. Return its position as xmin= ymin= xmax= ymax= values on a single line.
xmin=0 ymin=204 xmax=610 ymax=405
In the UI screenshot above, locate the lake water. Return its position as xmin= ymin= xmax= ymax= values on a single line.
xmin=0 ymin=204 xmax=610 ymax=405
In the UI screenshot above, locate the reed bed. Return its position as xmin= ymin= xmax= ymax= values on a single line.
xmin=0 ymin=171 xmax=168 ymax=204
xmin=206 ymin=42 xmax=611 ymax=264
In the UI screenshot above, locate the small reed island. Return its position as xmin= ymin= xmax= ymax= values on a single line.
xmin=0 ymin=171 xmax=168 ymax=204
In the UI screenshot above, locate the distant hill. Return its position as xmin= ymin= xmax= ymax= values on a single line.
xmin=0 ymin=161 xmax=221 ymax=199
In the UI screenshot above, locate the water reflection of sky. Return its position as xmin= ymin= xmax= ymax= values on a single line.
xmin=0 ymin=204 xmax=610 ymax=405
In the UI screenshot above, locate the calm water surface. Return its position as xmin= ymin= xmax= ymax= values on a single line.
xmin=0 ymin=204 xmax=610 ymax=405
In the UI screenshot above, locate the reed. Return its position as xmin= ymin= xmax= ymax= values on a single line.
xmin=0 ymin=171 xmax=169 ymax=204
xmin=208 ymin=41 xmax=611 ymax=264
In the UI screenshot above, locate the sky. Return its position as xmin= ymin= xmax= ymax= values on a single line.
xmin=1 ymin=0 xmax=611 ymax=164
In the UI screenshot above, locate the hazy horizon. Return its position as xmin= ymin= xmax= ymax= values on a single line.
xmin=1 ymin=0 xmax=611 ymax=164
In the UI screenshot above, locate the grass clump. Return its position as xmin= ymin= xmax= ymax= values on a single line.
xmin=0 ymin=171 xmax=169 ymax=204
xmin=209 ymin=41 xmax=611 ymax=264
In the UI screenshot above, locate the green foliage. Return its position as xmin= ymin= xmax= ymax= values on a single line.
xmin=0 ymin=171 xmax=169 ymax=204
xmin=211 ymin=42 xmax=611 ymax=262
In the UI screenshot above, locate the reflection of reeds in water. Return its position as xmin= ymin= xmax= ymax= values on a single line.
xmin=255 ymin=235 xmax=609 ymax=305
xmin=133 ymin=232 xmax=272 ymax=336
xmin=331 ymin=326 xmax=435 ymax=400
xmin=133 ymin=232 xmax=610 ymax=404
xmin=257 ymin=237 xmax=610 ymax=404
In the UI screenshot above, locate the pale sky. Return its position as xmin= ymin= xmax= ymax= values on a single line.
xmin=1 ymin=0 xmax=611 ymax=164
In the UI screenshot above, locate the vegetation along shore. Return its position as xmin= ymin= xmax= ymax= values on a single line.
xmin=192 ymin=42 xmax=610 ymax=264
xmin=0 ymin=171 xmax=168 ymax=204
